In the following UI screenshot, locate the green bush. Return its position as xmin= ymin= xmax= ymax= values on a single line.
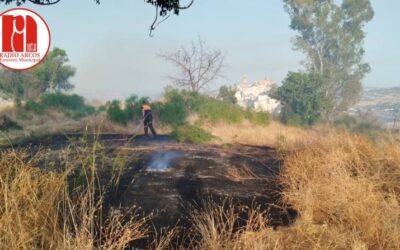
xmin=24 ymin=93 xmax=96 ymax=119
xmin=69 ymin=105 xmax=96 ymax=119
xmin=106 ymin=100 xmax=129 ymax=125
xmin=159 ymin=89 xmax=271 ymax=126
xmin=24 ymin=100 xmax=46 ymax=114
xmin=334 ymin=114 xmax=382 ymax=138
xmin=125 ymin=95 xmax=149 ymax=121
xmin=271 ymin=72 xmax=332 ymax=127
xmin=185 ymin=91 xmax=270 ymax=125
xmin=218 ymin=85 xmax=237 ymax=104
xmin=97 ymin=105 xmax=107 ymax=113
xmin=171 ymin=124 xmax=214 ymax=143
xmin=105 ymin=89 xmax=271 ymax=128
xmin=106 ymin=95 xmax=151 ymax=125
xmin=40 ymin=93 xmax=85 ymax=110
xmin=280 ymin=106 xmax=308 ymax=127
xmin=197 ymin=98 xmax=244 ymax=124
xmin=157 ymin=90 xmax=188 ymax=126
xmin=245 ymin=110 xmax=270 ymax=126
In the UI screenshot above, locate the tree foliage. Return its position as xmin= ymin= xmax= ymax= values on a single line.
xmin=106 ymin=95 xmax=150 ymax=125
xmin=271 ymin=71 xmax=332 ymax=126
xmin=0 ymin=0 xmax=191 ymax=11
xmin=31 ymin=48 xmax=76 ymax=93
xmin=0 ymin=0 xmax=194 ymax=34
xmin=0 ymin=70 xmax=33 ymax=103
xmin=0 ymin=0 xmax=62 ymax=5
xmin=25 ymin=92 xmax=96 ymax=119
xmin=159 ymin=38 xmax=225 ymax=93
xmin=157 ymin=89 xmax=188 ymax=126
xmin=218 ymin=85 xmax=237 ymax=104
xmin=0 ymin=48 xmax=75 ymax=101
xmin=283 ymin=0 xmax=374 ymax=113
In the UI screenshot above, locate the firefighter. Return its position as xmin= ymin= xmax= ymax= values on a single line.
xmin=141 ymin=101 xmax=157 ymax=137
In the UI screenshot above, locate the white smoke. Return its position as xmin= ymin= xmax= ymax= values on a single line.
xmin=147 ymin=151 xmax=182 ymax=172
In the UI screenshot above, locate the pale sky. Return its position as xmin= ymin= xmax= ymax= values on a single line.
xmin=1 ymin=0 xmax=399 ymax=100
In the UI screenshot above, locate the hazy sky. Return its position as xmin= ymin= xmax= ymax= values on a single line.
xmin=2 ymin=0 xmax=399 ymax=99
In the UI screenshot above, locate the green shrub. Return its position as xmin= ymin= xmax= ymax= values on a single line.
xmin=70 ymin=105 xmax=96 ymax=119
xmin=334 ymin=114 xmax=382 ymax=138
xmin=280 ymin=106 xmax=308 ymax=127
xmin=106 ymin=95 xmax=151 ymax=126
xmin=24 ymin=100 xmax=46 ymax=114
xmin=197 ymin=99 xmax=244 ymax=124
xmin=271 ymin=72 xmax=332 ymax=126
xmin=157 ymin=90 xmax=188 ymax=126
xmin=97 ymin=105 xmax=107 ymax=113
xmin=160 ymin=89 xmax=271 ymax=126
xmin=188 ymin=92 xmax=269 ymax=125
xmin=245 ymin=110 xmax=270 ymax=126
xmin=218 ymin=85 xmax=237 ymax=104
xmin=24 ymin=93 xmax=96 ymax=119
xmin=171 ymin=124 xmax=214 ymax=143
xmin=163 ymin=90 xmax=243 ymax=124
xmin=40 ymin=93 xmax=86 ymax=110
xmin=125 ymin=95 xmax=149 ymax=121
xmin=106 ymin=100 xmax=129 ymax=125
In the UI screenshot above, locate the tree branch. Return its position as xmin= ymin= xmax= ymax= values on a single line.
xmin=27 ymin=0 xmax=62 ymax=5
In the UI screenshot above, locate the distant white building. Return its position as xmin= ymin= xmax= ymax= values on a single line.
xmin=235 ymin=76 xmax=280 ymax=113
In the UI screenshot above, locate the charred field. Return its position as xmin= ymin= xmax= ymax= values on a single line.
xmin=5 ymin=133 xmax=297 ymax=247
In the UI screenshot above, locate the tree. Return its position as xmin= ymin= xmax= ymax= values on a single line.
xmin=0 ymin=0 xmax=62 ymax=4
xmin=159 ymin=38 xmax=225 ymax=93
xmin=0 ymin=69 xmax=33 ymax=103
xmin=271 ymin=71 xmax=332 ymax=126
xmin=0 ymin=0 xmax=194 ymax=35
xmin=283 ymin=0 xmax=374 ymax=114
xmin=0 ymin=48 xmax=75 ymax=101
xmin=0 ymin=0 xmax=192 ymax=10
xmin=31 ymin=47 xmax=76 ymax=93
xmin=218 ymin=85 xmax=237 ymax=104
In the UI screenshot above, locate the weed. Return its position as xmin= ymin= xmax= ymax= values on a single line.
xmin=171 ymin=124 xmax=214 ymax=143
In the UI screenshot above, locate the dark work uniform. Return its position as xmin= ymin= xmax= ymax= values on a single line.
xmin=142 ymin=104 xmax=157 ymax=136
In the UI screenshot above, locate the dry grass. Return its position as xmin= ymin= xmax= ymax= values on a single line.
xmin=226 ymin=165 xmax=260 ymax=182
xmin=0 ymin=101 xmax=13 ymax=112
xmin=0 ymin=150 xmax=67 ymax=249
xmin=186 ymin=131 xmax=400 ymax=249
xmin=188 ymin=200 xmax=273 ymax=250
xmin=277 ymin=132 xmax=400 ymax=249
xmin=0 ymin=142 xmax=152 ymax=249
xmin=205 ymin=120 xmax=312 ymax=148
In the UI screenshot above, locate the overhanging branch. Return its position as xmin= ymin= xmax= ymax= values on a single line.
xmin=27 ymin=0 xmax=62 ymax=5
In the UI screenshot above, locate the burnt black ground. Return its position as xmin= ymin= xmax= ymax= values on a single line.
xmin=4 ymin=133 xmax=297 ymax=248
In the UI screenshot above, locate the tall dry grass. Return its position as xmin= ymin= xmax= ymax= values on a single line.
xmin=205 ymin=120 xmax=312 ymax=147
xmin=277 ymin=132 xmax=400 ymax=249
xmin=185 ymin=131 xmax=400 ymax=249
xmin=187 ymin=200 xmax=277 ymax=250
xmin=0 ymin=150 xmax=66 ymax=249
xmin=0 ymin=142 xmax=152 ymax=249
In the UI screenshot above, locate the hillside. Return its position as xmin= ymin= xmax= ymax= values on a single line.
xmin=352 ymin=87 xmax=400 ymax=126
